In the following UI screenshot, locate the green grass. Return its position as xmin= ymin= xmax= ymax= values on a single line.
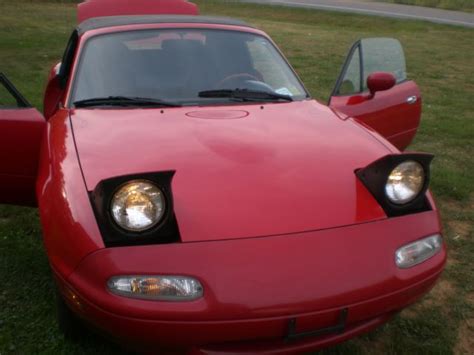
xmin=376 ymin=0 xmax=474 ymax=12
xmin=0 ymin=0 xmax=473 ymax=353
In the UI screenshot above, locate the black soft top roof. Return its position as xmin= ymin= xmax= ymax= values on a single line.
xmin=77 ymin=15 xmax=254 ymax=35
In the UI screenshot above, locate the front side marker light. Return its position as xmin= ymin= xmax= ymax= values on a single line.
xmin=108 ymin=276 xmax=203 ymax=301
xmin=395 ymin=234 xmax=443 ymax=269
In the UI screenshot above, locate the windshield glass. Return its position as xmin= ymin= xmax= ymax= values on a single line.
xmin=71 ymin=29 xmax=308 ymax=106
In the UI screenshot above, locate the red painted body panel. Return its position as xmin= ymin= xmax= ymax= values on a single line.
xmin=43 ymin=62 xmax=64 ymax=120
xmin=77 ymin=0 xmax=199 ymax=24
xmin=36 ymin=110 xmax=104 ymax=277
xmin=56 ymin=280 xmax=434 ymax=353
xmin=71 ymin=101 xmax=389 ymax=242
xmin=58 ymin=210 xmax=445 ymax=351
xmin=0 ymin=108 xmax=45 ymax=206
xmin=367 ymin=72 xmax=396 ymax=95
xmin=195 ymin=313 xmax=396 ymax=354
xmin=330 ymin=81 xmax=422 ymax=151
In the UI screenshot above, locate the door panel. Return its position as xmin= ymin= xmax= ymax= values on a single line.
xmin=329 ymin=38 xmax=421 ymax=151
xmin=330 ymin=81 xmax=421 ymax=150
xmin=0 ymin=74 xmax=46 ymax=206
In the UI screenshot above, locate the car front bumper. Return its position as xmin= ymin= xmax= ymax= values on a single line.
xmin=55 ymin=210 xmax=446 ymax=353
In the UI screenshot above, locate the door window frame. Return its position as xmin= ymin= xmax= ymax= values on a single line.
xmin=330 ymin=38 xmax=408 ymax=101
xmin=0 ymin=73 xmax=32 ymax=108
xmin=330 ymin=40 xmax=364 ymax=99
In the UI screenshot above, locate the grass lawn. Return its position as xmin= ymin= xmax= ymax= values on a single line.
xmin=0 ymin=0 xmax=473 ymax=353
xmin=375 ymin=0 xmax=474 ymax=13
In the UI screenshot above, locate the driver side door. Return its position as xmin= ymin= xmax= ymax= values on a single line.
xmin=0 ymin=73 xmax=46 ymax=206
xmin=329 ymin=38 xmax=422 ymax=151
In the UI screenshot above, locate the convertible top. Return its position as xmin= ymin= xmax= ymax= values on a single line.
xmin=76 ymin=15 xmax=254 ymax=35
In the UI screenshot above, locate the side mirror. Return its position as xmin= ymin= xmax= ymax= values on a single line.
xmin=43 ymin=62 xmax=64 ymax=119
xmin=367 ymin=72 xmax=396 ymax=98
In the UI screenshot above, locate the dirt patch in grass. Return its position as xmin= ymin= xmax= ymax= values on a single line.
xmin=360 ymin=337 xmax=388 ymax=354
xmin=400 ymin=279 xmax=456 ymax=320
xmin=441 ymin=196 xmax=473 ymax=243
xmin=454 ymin=317 xmax=474 ymax=355
xmin=455 ymin=293 xmax=474 ymax=354
xmin=446 ymin=251 xmax=460 ymax=267
xmin=405 ymin=278 xmax=455 ymax=314
xmin=449 ymin=221 xmax=472 ymax=240
xmin=443 ymin=193 xmax=474 ymax=209
xmin=400 ymin=306 xmax=420 ymax=319
xmin=424 ymin=279 xmax=456 ymax=307
xmin=466 ymin=293 xmax=474 ymax=306
xmin=443 ymin=199 xmax=466 ymax=214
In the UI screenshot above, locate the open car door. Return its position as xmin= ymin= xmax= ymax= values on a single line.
xmin=329 ymin=38 xmax=421 ymax=151
xmin=0 ymin=73 xmax=45 ymax=206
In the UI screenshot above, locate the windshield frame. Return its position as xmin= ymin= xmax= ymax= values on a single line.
xmin=67 ymin=25 xmax=311 ymax=108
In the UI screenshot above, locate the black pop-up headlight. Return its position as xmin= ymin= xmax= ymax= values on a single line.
xmin=90 ymin=171 xmax=180 ymax=247
xmin=356 ymin=153 xmax=434 ymax=217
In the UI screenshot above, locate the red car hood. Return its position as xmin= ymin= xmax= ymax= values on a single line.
xmin=71 ymin=100 xmax=388 ymax=242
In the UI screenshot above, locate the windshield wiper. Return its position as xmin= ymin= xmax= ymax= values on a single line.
xmin=198 ymin=89 xmax=293 ymax=102
xmin=74 ymin=96 xmax=182 ymax=108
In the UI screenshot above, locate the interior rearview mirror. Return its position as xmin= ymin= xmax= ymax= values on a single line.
xmin=367 ymin=72 xmax=396 ymax=98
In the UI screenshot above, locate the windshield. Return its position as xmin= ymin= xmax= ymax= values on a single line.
xmin=71 ymin=29 xmax=308 ymax=106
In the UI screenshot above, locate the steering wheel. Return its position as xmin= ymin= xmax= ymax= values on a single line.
xmin=216 ymin=73 xmax=260 ymax=89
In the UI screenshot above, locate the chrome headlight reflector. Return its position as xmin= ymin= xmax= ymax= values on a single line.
xmin=395 ymin=234 xmax=443 ymax=268
xmin=385 ymin=160 xmax=425 ymax=205
xmin=111 ymin=180 xmax=165 ymax=232
xmin=108 ymin=276 xmax=203 ymax=301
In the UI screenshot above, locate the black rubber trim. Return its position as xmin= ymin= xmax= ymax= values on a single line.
xmin=329 ymin=40 xmax=362 ymax=102
xmin=89 ymin=171 xmax=181 ymax=247
xmin=59 ymin=31 xmax=79 ymax=89
xmin=359 ymin=40 xmax=365 ymax=92
xmin=356 ymin=153 xmax=434 ymax=217
xmin=285 ymin=308 xmax=348 ymax=342
xmin=0 ymin=73 xmax=31 ymax=108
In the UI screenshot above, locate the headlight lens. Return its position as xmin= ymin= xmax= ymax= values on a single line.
xmin=385 ymin=161 xmax=425 ymax=204
xmin=111 ymin=180 xmax=165 ymax=232
xmin=108 ymin=276 xmax=203 ymax=301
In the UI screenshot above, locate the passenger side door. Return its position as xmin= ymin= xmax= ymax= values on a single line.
xmin=329 ymin=38 xmax=421 ymax=151
xmin=0 ymin=73 xmax=46 ymax=206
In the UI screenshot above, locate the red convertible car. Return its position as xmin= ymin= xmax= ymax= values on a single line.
xmin=0 ymin=0 xmax=446 ymax=353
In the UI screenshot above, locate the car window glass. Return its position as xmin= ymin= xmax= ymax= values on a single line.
xmin=247 ymin=38 xmax=306 ymax=97
xmin=71 ymin=29 xmax=308 ymax=105
xmin=361 ymin=38 xmax=407 ymax=90
xmin=337 ymin=46 xmax=361 ymax=95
